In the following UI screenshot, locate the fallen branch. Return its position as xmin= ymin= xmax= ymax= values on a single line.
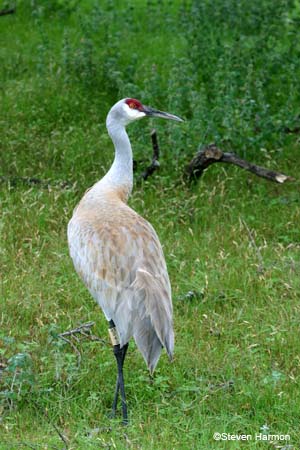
xmin=0 ymin=7 xmax=15 ymax=16
xmin=139 ymin=129 xmax=160 ymax=181
xmin=58 ymin=321 xmax=108 ymax=366
xmin=184 ymin=144 xmax=294 ymax=184
xmin=59 ymin=321 xmax=98 ymax=339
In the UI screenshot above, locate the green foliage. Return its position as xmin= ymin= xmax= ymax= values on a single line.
xmin=0 ymin=349 xmax=34 ymax=405
xmin=0 ymin=0 xmax=300 ymax=448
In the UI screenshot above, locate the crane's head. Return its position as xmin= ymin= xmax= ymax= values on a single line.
xmin=107 ymin=98 xmax=183 ymax=127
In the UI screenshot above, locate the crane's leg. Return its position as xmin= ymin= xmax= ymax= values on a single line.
xmin=108 ymin=320 xmax=129 ymax=425
xmin=112 ymin=342 xmax=128 ymax=424
xmin=111 ymin=342 xmax=128 ymax=415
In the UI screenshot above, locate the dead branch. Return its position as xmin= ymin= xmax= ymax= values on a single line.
xmin=0 ymin=7 xmax=15 ymax=16
xmin=59 ymin=321 xmax=94 ymax=338
xmin=58 ymin=335 xmax=82 ymax=365
xmin=139 ymin=129 xmax=160 ymax=181
xmin=58 ymin=321 xmax=108 ymax=343
xmin=184 ymin=144 xmax=294 ymax=184
xmin=58 ymin=322 xmax=108 ymax=366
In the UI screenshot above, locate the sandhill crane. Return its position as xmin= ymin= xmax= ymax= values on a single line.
xmin=67 ymin=98 xmax=183 ymax=424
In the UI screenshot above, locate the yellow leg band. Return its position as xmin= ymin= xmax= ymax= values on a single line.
xmin=108 ymin=327 xmax=120 ymax=346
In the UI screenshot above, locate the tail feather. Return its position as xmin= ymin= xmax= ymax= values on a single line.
xmin=132 ymin=268 xmax=174 ymax=367
xmin=133 ymin=317 xmax=163 ymax=374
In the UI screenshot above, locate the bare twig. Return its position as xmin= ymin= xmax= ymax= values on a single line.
xmin=46 ymin=418 xmax=68 ymax=449
xmin=58 ymin=335 xmax=82 ymax=365
xmin=18 ymin=443 xmax=39 ymax=450
xmin=57 ymin=322 xmax=108 ymax=366
xmin=58 ymin=321 xmax=94 ymax=337
xmin=139 ymin=129 xmax=160 ymax=181
xmin=209 ymin=380 xmax=234 ymax=391
xmin=32 ymin=402 xmax=69 ymax=449
xmin=185 ymin=144 xmax=294 ymax=184
xmin=151 ymin=129 xmax=160 ymax=159
xmin=58 ymin=321 xmax=106 ymax=343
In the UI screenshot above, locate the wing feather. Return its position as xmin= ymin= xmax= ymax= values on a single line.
xmin=68 ymin=201 xmax=173 ymax=371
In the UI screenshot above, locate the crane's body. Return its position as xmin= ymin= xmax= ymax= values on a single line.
xmin=67 ymin=98 xmax=183 ymax=423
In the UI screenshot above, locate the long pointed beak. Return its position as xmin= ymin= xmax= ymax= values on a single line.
xmin=143 ymin=105 xmax=184 ymax=122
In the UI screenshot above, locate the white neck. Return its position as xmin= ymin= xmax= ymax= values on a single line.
xmin=101 ymin=119 xmax=133 ymax=201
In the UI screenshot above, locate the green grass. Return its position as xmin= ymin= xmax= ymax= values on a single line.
xmin=1 ymin=0 xmax=300 ymax=449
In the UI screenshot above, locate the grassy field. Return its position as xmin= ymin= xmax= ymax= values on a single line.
xmin=1 ymin=0 xmax=300 ymax=449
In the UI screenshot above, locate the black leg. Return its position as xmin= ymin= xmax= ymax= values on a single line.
xmin=108 ymin=320 xmax=129 ymax=425
xmin=111 ymin=372 xmax=120 ymax=417
xmin=112 ymin=343 xmax=128 ymax=424
xmin=111 ymin=343 xmax=128 ymax=417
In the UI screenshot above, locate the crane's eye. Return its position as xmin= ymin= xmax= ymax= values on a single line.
xmin=128 ymin=102 xmax=136 ymax=109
